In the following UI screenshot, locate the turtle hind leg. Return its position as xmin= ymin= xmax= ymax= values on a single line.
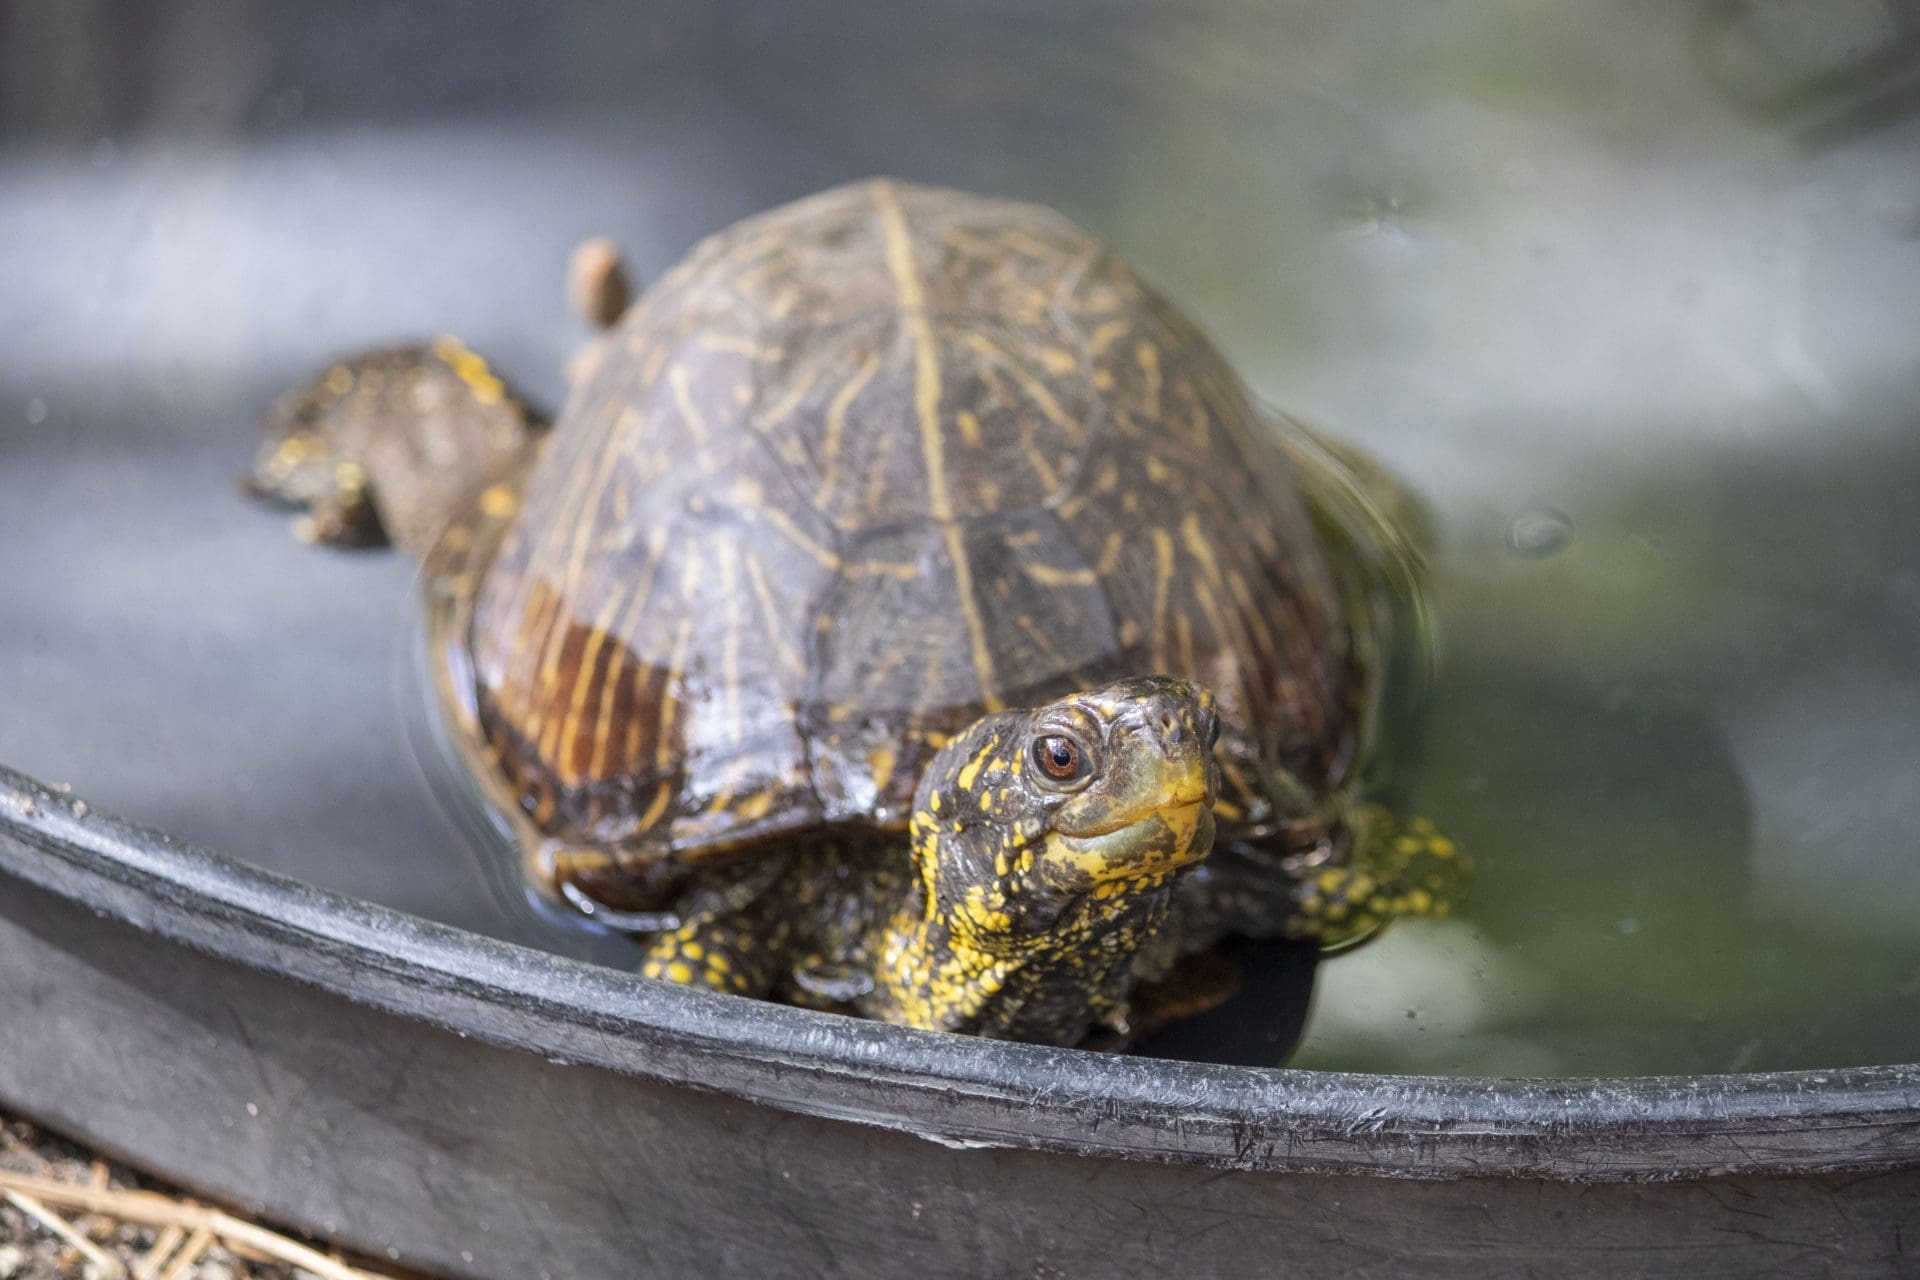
xmin=244 ymin=342 xmax=544 ymax=560
xmin=240 ymin=427 xmax=387 ymax=548
xmin=1288 ymin=804 xmax=1472 ymax=951
xmin=636 ymin=872 xmax=804 ymax=999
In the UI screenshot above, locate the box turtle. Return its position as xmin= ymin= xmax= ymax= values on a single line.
xmin=247 ymin=179 xmax=1466 ymax=1046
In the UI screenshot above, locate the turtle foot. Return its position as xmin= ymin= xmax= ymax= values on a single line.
xmin=1289 ymin=804 xmax=1472 ymax=951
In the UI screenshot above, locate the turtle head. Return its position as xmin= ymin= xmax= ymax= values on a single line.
xmin=1019 ymin=676 xmax=1221 ymax=895
xmin=914 ymin=676 xmax=1220 ymax=927
xmin=874 ymin=677 xmax=1220 ymax=1040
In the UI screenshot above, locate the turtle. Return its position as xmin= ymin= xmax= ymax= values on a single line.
xmin=246 ymin=178 xmax=1467 ymax=1046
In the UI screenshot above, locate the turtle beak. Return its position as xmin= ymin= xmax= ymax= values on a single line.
xmin=1028 ymin=677 xmax=1224 ymax=886
xmin=1158 ymin=753 xmax=1216 ymax=812
xmin=1113 ymin=702 xmax=1213 ymax=821
xmin=1046 ymin=703 xmax=1221 ymax=882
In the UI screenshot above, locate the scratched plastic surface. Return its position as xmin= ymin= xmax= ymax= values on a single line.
xmin=2 ymin=1 xmax=1917 ymax=1075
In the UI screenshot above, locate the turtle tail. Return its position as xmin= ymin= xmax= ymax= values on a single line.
xmin=1287 ymin=804 xmax=1472 ymax=951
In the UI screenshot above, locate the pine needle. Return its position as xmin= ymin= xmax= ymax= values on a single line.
xmin=0 ymin=1168 xmax=393 ymax=1280
xmin=154 ymin=1226 xmax=213 ymax=1280
xmin=4 ymin=1187 xmax=128 ymax=1277
xmin=130 ymin=1223 xmax=187 ymax=1280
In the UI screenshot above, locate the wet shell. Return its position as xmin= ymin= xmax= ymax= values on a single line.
xmin=446 ymin=179 xmax=1356 ymax=895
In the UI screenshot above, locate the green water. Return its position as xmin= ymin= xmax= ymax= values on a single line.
xmin=4 ymin=0 xmax=1914 ymax=1078
xmin=1039 ymin=2 xmax=1920 ymax=1075
xmin=1293 ymin=442 xmax=1920 ymax=1076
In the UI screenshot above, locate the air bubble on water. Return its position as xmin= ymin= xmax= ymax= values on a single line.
xmin=25 ymin=398 xmax=47 ymax=425
xmin=1504 ymin=507 xmax=1574 ymax=559
xmin=1338 ymin=191 xmax=1414 ymax=243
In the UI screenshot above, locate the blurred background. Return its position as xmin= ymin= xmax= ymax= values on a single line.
xmin=2 ymin=0 xmax=1917 ymax=1077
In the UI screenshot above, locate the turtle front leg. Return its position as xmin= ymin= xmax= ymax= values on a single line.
xmin=638 ymin=909 xmax=791 ymax=998
xmin=634 ymin=862 xmax=876 ymax=1007
xmin=1286 ymin=804 xmax=1472 ymax=949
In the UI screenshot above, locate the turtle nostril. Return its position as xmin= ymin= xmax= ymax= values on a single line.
xmin=1154 ymin=709 xmax=1181 ymax=740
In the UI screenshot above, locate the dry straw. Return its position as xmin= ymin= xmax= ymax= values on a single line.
xmin=0 ymin=1167 xmax=397 ymax=1279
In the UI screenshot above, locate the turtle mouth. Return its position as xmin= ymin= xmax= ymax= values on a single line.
xmin=1050 ymin=801 xmax=1216 ymax=883
xmin=1054 ymin=762 xmax=1215 ymax=840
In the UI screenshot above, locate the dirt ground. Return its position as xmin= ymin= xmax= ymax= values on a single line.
xmin=0 ymin=1109 xmax=392 ymax=1280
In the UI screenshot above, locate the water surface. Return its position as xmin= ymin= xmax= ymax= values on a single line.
xmin=3 ymin=0 xmax=1916 ymax=1075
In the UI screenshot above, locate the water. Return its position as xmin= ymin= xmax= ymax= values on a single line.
xmin=2 ymin=1 xmax=1917 ymax=1076
xmin=1296 ymin=434 xmax=1920 ymax=1075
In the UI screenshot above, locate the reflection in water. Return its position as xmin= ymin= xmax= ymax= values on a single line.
xmin=400 ymin=613 xmax=649 ymax=969
xmin=1297 ymin=661 xmax=1757 ymax=1076
xmin=1694 ymin=0 xmax=1920 ymax=148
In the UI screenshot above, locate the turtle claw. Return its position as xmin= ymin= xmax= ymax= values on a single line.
xmin=242 ymin=427 xmax=390 ymax=549
xmin=1290 ymin=804 xmax=1472 ymax=950
xmin=296 ymin=473 xmax=387 ymax=548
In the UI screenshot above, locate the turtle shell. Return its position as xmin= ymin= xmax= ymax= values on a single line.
xmin=453 ymin=179 xmax=1357 ymax=894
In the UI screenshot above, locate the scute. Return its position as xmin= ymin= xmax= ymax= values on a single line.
xmin=461 ymin=178 xmax=1355 ymax=882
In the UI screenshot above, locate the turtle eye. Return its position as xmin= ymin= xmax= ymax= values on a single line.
xmin=1205 ymin=709 xmax=1222 ymax=749
xmin=1030 ymin=733 xmax=1091 ymax=789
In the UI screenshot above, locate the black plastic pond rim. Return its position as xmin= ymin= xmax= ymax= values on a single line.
xmin=1 ymin=765 xmax=1915 ymax=1183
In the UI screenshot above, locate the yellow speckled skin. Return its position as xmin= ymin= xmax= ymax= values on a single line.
xmin=639 ymin=676 xmax=1221 ymax=1044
